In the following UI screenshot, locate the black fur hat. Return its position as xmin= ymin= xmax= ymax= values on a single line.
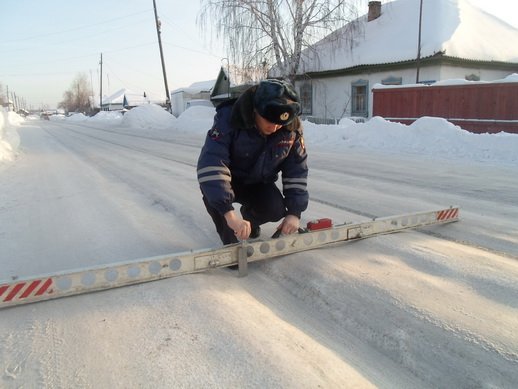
xmin=254 ymin=79 xmax=301 ymax=125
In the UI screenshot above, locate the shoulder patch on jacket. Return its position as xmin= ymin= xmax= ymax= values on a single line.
xmin=208 ymin=127 xmax=221 ymax=140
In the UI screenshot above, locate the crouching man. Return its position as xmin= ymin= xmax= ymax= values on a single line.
xmin=197 ymin=79 xmax=308 ymax=244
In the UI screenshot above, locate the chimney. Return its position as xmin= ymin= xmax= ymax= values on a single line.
xmin=368 ymin=1 xmax=382 ymax=22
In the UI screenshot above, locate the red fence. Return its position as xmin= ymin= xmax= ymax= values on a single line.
xmin=372 ymin=82 xmax=518 ymax=134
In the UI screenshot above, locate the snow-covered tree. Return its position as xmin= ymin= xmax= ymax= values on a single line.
xmin=198 ymin=0 xmax=362 ymax=83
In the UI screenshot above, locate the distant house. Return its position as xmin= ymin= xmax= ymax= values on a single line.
xmin=271 ymin=0 xmax=518 ymax=123
xmin=210 ymin=67 xmax=252 ymax=107
xmin=101 ymin=89 xmax=162 ymax=111
xmin=172 ymin=68 xmax=255 ymax=114
xmin=170 ymin=80 xmax=215 ymax=117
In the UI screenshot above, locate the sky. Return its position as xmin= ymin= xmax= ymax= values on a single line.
xmin=0 ymin=0 xmax=517 ymax=109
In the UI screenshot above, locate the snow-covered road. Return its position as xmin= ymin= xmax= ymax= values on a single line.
xmin=1 ymin=118 xmax=517 ymax=388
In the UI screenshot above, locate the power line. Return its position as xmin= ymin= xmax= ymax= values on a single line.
xmin=102 ymin=61 xmax=162 ymax=97
xmin=1 ymin=15 xmax=154 ymax=55
xmin=1 ymin=10 xmax=153 ymax=44
xmin=161 ymin=41 xmax=223 ymax=59
xmin=0 ymin=42 xmax=157 ymax=73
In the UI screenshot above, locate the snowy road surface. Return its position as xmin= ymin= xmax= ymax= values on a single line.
xmin=1 ymin=119 xmax=517 ymax=388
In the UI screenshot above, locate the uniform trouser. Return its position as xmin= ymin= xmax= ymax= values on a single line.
xmin=202 ymin=181 xmax=287 ymax=245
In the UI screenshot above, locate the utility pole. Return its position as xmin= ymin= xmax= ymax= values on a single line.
xmin=416 ymin=0 xmax=424 ymax=83
xmin=99 ymin=53 xmax=103 ymax=111
xmin=90 ymin=69 xmax=95 ymax=112
xmin=153 ymin=0 xmax=171 ymax=113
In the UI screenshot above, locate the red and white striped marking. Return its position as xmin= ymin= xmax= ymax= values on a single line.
xmin=436 ymin=207 xmax=459 ymax=221
xmin=0 ymin=278 xmax=53 ymax=304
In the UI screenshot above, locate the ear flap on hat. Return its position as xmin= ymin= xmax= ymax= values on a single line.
xmin=281 ymin=81 xmax=299 ymax=103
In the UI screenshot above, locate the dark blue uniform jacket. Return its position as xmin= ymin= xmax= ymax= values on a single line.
xmin=197 ymin=88 xmax=308 ymax=218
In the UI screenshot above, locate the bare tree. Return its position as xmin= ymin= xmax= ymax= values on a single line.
xmin=59 ymin=73 xmax=92 ymax=114
xmin=198 ymin=0 xmax=362 ymax=83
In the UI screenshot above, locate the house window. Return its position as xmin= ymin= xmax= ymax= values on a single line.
xmin=351 ymin=79 xmax=369 ymax=117
xmin=382 ymin=76 xmax=402 ymax=85
xmin=299 ymin=82 xmax=312 ymax=115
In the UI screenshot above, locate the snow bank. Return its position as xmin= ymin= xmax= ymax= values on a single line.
xmin=494 ymin=72 xmax=518 ymax=83
xmin=49 ymin=114 xmax=66 ymax=121
xmin=174 ymin=106 xmax=216 ymax=133
xmin=303 ymin=116 xmax=518 ymax=165
xmin=89 ymin=110 xmax=124 ymax=123
xmin=121 ymin=104 xmax=176 ymax=130
xmin=0 ymin=110 xmax=23 ymax=164
xmin=66 ymin=113 xmax=88 ymax=121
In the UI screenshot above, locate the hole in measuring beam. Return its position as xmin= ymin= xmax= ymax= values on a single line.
xmin=275 ymin=239 xmax=286 ymax=251
xmin=260 ymin=242 xmax=270 ymax=254
xmin=127 ymin=266 xmax=140 ymax=278
xmin=148 ymin=261 xmax=162 ymax=275
xmin=169 ymin=258 xmax=182 ymax=271
xmin=246 ymin=245 xmax=254 ymax=257
xmin=81 ymin=272 xmax=96 ymax=286
xmin=56 ymin=277 xmax=72 ymax=291
xmin=105 ymin=269 xmax=118 ymax=282
xmin=318 ymin=232 xmax=327 ymax=242
xmin=303 ymin=235 xmax=313 ymax=245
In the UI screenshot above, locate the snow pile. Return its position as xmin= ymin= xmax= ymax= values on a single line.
xmin=174 ymin=106 xmax=216 ymax=133
xmin=89 ymin=110 xmax=124 ymax=123
xmin=0 ymin=110 xmax=23 ymax=164
xmin=66 ymin=113 xmax=88 ymax=121
xmin=121 ymin=104 xmax=176 ymax=130
xmin=495 ymin=72 xmax=518 ymax=83
xmin=302 ymin=116 xmax=518 ymax=165
xmin=49 ymin=114 xmax=66 ymax=121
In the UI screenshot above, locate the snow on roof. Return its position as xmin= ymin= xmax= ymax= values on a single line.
xmin=171 ymin=79 xmax=215 ymax=95
xmin=103 ymin=89 xmax=126 ymax=104
xmin=299 ymin=0 xmax=518 ymax=74
xmin=124 ymin=92 xmax=150 ymax=106
xmin=102 ymin=89 xmax=161 ymax=106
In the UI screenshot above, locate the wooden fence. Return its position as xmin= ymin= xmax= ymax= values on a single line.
xmin=372 ymin=82 xmax=518 ymax=134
